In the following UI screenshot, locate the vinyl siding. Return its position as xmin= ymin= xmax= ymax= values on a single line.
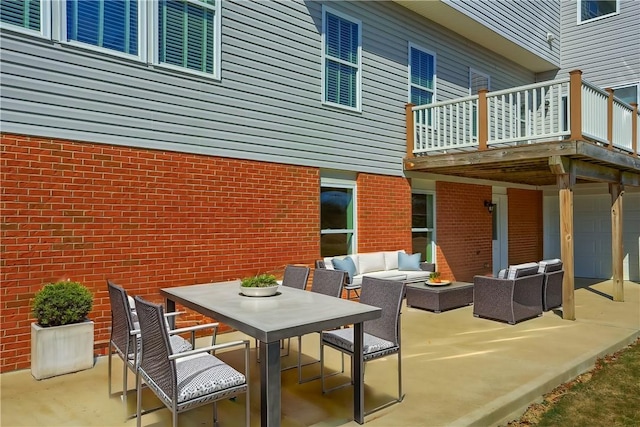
xmin=444 ymin=0 xmax=561 ymax=65
xmin=559 ymin=0 xmax=640 ymax=88
xmin=0 ymin=0 xmax=535 ymax=177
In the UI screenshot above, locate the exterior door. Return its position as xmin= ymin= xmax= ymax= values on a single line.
xmin=492 ymin=194 xmax=509 ymax=276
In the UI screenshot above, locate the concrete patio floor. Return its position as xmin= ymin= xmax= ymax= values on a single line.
xmin=2 ymin=278 xmax=639 ymax=427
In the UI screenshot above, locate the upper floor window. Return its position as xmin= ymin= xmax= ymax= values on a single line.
xmin=613 ymin=83 xmax=639 ymax=106
xmin=322 ymin=6 xmax=361 ymax=111
xmin=1 ymin=0 xmax=50 ymax=38
xmin=65 ymin=0 xmax=139 ymax=56
xmin=579 ymin=0 xmax=618 ymax=23
xmin=408 ymin=43 xmax=435 ymax=106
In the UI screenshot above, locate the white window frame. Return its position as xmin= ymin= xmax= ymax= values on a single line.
xmin=150 ymin=0 xmax=222 ymax=80
xmin=321 ymin=5 xmax=362 ymax=112
xmin=612 ymin=82 xmax=640 ymax=106
xmin=0 ymin=0 xmax=51 ymax=39
xmin=320 ymin=177 xmax=357 ymax=255
xmin=57 ymin=0 xmax=146 ymax=62
xmin=407 ymin=42 xmax=436 ymax=104
xmin=577 ymin=0 xmax=619 ymax=24
xmin=411 ymin=190 xmax=436 ymax=264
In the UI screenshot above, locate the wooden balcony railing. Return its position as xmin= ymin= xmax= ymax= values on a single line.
xmin=406 ymin=70 xmax=639 ymax=158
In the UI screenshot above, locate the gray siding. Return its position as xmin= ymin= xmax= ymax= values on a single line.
xmin=445 ymin=0 xmax=561 ymax=66
xmin=558 ymin=0 xmax=640 ymax=88
xmin=0 ymin=0 xmax=534 ymax=177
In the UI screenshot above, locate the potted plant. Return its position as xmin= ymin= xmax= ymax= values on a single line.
xmin=240 ymin=274 xmax=279 ymax=297
xmin=429 ymin=271 xmax=442 ymax=283
xmin=31 ymin=280 xmax=95 ymax=379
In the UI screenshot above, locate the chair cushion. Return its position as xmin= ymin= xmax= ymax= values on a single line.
xmin=506 ymin=262 xmax=540 ymax=279
xmin=398 ymin=252 xmax=421 ymax=271
xmin=322 ymin=328 xmax=395 ymax=355
xmin=176 ymin=354 xmax=246 ymax=403
xmin=497 ymin=269 xmax=507 ymax=279
xmin=383 ymin=250 xmax=404 ymax=270
xmin=170 ymin=335 xmax=193 ymax=354
xmin=358 ymin=252 xmax=387 ymax=274
xmin=538 ymin=258 xmax=563 ymax=273
xmin=332 ymin=257 xmax=357 ymax=282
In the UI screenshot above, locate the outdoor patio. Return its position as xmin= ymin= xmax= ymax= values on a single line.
xmin=2 ymin=278 xmax=639 ymax=427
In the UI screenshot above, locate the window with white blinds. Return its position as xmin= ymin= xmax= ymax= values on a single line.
xmin=0 ymin=0 xmax=48 ymax=37
xmin=322 ymin=6 xmax=361 ymax=111
xmin=409 ymin=44 xmax=435 ymax=106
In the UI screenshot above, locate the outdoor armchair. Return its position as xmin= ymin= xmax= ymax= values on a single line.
xmin=319 ymin=276 xmax=405 ymax=416
xmin=133 ymin=296 xmax=250 ymax=427
xmin=539 ymin=259 xmax=564 ymax=311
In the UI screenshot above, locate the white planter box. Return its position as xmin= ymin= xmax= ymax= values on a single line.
xmin=31 ymin=320 xmax=94 ymax=380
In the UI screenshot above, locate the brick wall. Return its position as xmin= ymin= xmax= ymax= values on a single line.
xmin=0 ymin=134 xmax=320 ymax=372
xmin=435 ymin=182 xmax=493 ymax=282
xmin=507 ymin=188 xmax=543 ymax=264
xmin=356 ymin=173 xmax=412 ymax=253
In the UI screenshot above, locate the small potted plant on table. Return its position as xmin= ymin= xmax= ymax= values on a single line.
xmin=31 ymin=280 xmax=94 ymax=379
xmin=240 ymin=274 xmax=280 ymax=297
xmin=429 ymin=272 xmax=442 ymax=284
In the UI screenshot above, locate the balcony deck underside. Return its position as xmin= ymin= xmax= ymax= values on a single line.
xmin=404 ymin=140 xmax=640 ymax=187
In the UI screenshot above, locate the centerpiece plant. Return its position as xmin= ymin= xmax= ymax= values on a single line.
xmin=429 ymin=271 xmax=442 ymax=283
xmin=241 ymin=274 xmax=278 ymax=288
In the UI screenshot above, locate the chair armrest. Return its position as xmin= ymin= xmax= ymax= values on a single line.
xmin=315 ymin=259 xmax=326 ymax=269
xmin=168 ymin=340 xmax=249 ymax=361
xmin=419 ymin=262 xmax=435 ymax=272
xmin=163 ymin=311 xmax=185 ymax=319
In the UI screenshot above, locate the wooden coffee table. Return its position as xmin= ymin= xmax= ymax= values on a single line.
xmin=405 ymin=281 xmax=473 ymax=313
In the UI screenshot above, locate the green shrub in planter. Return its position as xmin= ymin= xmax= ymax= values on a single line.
xmin=32 ymin=281 xmax=93 ymax=327
xmin=241 ymin=274 xmax=278 ymax=288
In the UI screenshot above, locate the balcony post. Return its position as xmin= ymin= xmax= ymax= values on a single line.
xmin=569 ymin=70 xmax=583 ymax=141
xmin=406 ymin=103 xmax=415 ymax=159
xmin=606 ymin=88 xmax=614 ymax=150
xmin=478 ymin=89 xmax=488 ymax=151
xmin=632 ymin=103 xmax=638 ymax=157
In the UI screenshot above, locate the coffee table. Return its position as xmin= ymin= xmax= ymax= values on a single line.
xmin=405 ymin=281 xmax=473 ymax=313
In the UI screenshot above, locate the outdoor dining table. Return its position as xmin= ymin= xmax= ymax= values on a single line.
xmin=160 ymin=280 xmax=382 ymax=427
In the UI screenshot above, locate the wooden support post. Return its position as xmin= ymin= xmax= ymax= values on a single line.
xmin=406 ymin=103 xmax=415 ymax=159
xmin=610 ymin=183 xmax=624 ymax=302
xmin=478 ymin=89 xmax=488 ymax=151
xmin=569 ymin=70 xmax=583 ymax=141
xmin=632 ymin=103 xmax=638 ymax=157
xmin=606 ymin=88 xmax=614 ymax=150
xmin=558 ymin=173 xmax=576 ymax=320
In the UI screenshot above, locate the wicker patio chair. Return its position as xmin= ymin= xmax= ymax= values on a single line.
xmin=319 ymin=276 xmax=406 ymax=416
xmin=107 ymin=280 xmax=218 ymax=420
xmin=538 ymin=259 xmax=564 ymax=311
xmin=133 ymin=296 xmax=250 ymax=427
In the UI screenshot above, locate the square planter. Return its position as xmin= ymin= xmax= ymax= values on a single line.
xmin=31 ymin=320 xmax=94 ymax=380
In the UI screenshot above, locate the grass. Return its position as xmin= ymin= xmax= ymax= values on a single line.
xmin=506 ymin=338 xmax=640 ymax=426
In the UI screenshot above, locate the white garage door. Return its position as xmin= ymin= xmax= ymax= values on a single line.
xmin=544 ymin=191 xmax=640 ymax=281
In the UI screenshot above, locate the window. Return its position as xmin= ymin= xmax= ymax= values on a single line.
xmin=320 ymin=179 xmax=356 ymax=257
xmin=411 ymin=192 xmax=435 ymax=263
xmin=156 ymin=0 xmax=220 ymax=76
xmin=0 ymin=0 xmax=49 ymax=37
xmin=409 ymin=44 xmax=435 ymax=106
xmin=65 ymin=0 xmax=139 ymax=56
xmin=613 ymin=83 xmax=639 ymax=106
xmin=579 ymin=0 xmax=618 ymax=23
xmin=322 ymin=6 xmax=361 ymax=111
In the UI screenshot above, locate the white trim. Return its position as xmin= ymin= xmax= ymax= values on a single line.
xmin=321 ymin=5 xmax=362 ymax=112
xmin=320 ymin=176 xmax=357 ymax=254
xmin=611 ymin=82 xmax=640 ymax=106
xmin=0 ymin=0 xmax=51 ymax=39
xmin=407 ymin=42 xmax=436 ymax=104
xmin=577 ymin=0 xmax=619 ymax=24
xmin=411 ymin=190 xmax=436 ymax=264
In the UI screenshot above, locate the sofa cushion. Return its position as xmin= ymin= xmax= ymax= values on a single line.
xmin=538 ymin=258 xmax=563 ymax=273
xmin=383 ymin=250 xmax=404 ymax=271
xmin=358 ymin=252 xmax=386 ymax=274
xmin=398 ymin=252 xmax=421 ymax=271
xmin=506 ymin=262 xmax=539 ymax=280
xmin=332 ymin=257 xmax=357 ymax=282
xmin=497 ymin=269 xmax=507 ymax=279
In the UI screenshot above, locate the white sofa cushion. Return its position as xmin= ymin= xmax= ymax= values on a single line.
xmin=383 ymin=250 xmax=404 ymax=270
xmin=358 ymin=252 xmax=386 ymax=274
xmin=324 ymin=255 xmax=360 ymax=274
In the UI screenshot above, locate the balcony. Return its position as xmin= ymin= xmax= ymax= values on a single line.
xmin=405 ymin=70 xmax=640 ymax=187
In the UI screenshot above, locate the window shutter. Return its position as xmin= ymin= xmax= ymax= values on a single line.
xmin=1 ymin=0 xmax=41 ymax=31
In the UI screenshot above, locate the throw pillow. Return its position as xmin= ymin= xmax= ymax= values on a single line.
xmin=398 ymin=252 xmax=421 ymax=271
xmin=332 ymin=257 xmax=357 ymax=283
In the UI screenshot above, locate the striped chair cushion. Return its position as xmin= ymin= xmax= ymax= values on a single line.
xmin=176 ymin=354 xmax=246 ymax=403
xmin=506 ymin=262 xmax=540 ymax=280
xmin=322 ymin=328 xmax=395 ymax=355
xmin=538 ymin=258 xmax=563 ymax=273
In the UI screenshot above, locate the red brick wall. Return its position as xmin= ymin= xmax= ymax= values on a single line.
xmin=507 ymin=188 xmax=543 ymax=264
xmin=0 ymin=134 xmax=320 ymax=372
xmin=435 ymin=182 xmax=493 ymax=282
xmin=356 ymin=174 xmax=412 ymax=253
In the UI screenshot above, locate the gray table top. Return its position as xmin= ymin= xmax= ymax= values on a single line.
xmin=161 ymin=280 xmax=382 ymax=343
xmin=405 ymin=281 xmax=474 ymax=293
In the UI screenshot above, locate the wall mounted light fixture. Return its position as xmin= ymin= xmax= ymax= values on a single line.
xmin=484 ymin=200 xmax=496 ymax=214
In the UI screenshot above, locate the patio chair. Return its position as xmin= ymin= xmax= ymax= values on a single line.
xmin=538 ymin=259 xmax=564 ymax=311
xmin=107 ymin=280 xmax=218 ymax=420
xmin=315 ymin=259 xmax=360 ymax=300
xmin=297 ymin=268 xmax=345 ymax=383
xmin=473 ymin=262 xmax=545 ymax=324
xmin=133 ymin=296 xmax=250 ymax=427
xmin=319 ymin=276 xmax=405 ymax=416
